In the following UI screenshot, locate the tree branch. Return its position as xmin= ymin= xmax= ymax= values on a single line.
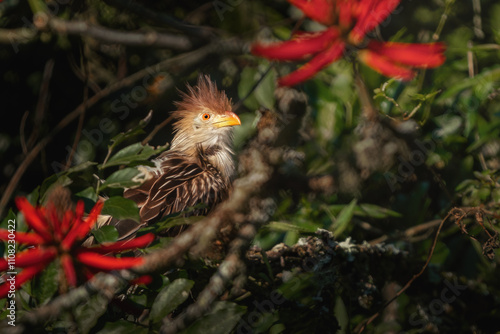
xmin=34 ymin=13 xmax=195 ymax=50
xmin=103 ymin=0 xmax=214 ymax=39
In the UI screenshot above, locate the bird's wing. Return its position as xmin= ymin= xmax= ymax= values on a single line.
xmin=124 ymin=152 xmax=227 ymax=225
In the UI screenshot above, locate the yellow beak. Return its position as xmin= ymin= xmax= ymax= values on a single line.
xmin=213 ymin=111 xmax=241 ymax=128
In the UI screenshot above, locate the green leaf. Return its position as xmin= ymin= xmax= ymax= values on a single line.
xmin=355 ymin=204 xmax=402 ymax=219
xmin=326 ymin=204 xmax=401 ymax=219
xmin=101 ymin=197 xmax=140 ymax=222
xmin=277 ymin=272 xmax=314 ymax=300
xmin=28 ymin=0 xmax=48 ymax=14
xmin=410 ymin=90 xmax=440 ymax=102
xmin=91 ymin=225 xmax=119 ymax=244
xmin=75 ymin=186 xmax=98 ymax=202
xmin=0 ymin=209 xmax=17 ymax=230
xmin=335 ymin=296 xmax=349 ymax=334
xmin=233 ymin=112 xmax=258 ymax=150
xmin=101 ymin=142 xmax=168 ymax=169
xmin=267 ymin=221 xmax=317 ymax=233
xmin=180 ymin=301 xmax=246 ymax=334
xmin=238 ymin=67 xmax=261 ymax=111
xmin=254 ymin=67 xmax=276 ymax=109
xmin=437 ymin=66 xmax=500 ymax=102
xmin=157 ymin=215 xmax=205 ymax=231
xmin=284 ymin=230 xmax=300 ymax=246
xmin=329 ymin=199 xmax=357 ymax=237
xmin=75 ymin=293 xmax=112 ymax=334
xmin=64 ymin=161 xmax=98 ymax=175
xmin=36 ymin=260 xmax=59 ymax=304
xmin=103 ymin=142 xmax=147 ymax=167
xmin=150 ymin=278 xmax=195 ymax=323
xmin=455 ymin=179 xmax=476 ymax=192
xmin=27 ymin=186 xmax=40 ymax=207
xmin=75 ymin=187 xmax=99 ymax=212
xmin=100 ymin=168 xmax=142 ymax=191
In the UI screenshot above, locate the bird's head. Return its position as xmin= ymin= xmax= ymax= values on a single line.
xmin=170 ymin=75 xmax=241 ymax=155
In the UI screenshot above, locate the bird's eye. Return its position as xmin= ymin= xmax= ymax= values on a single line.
xmin=201 ymin=113 xmax=211 ymax=121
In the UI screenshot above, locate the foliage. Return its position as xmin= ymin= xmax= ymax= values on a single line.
xmin=1 ymin=0 xmax=500 ymax=333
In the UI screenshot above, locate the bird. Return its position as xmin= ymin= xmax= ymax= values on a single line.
xmin=102 ymin=75 xmax=241 ymax=240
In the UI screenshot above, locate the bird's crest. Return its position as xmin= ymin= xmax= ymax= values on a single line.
xmin=174 ymin=75 xmax=232 ymax=116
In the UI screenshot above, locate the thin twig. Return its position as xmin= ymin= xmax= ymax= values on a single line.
xmin=66 ymin=48 xmax=89 ymax=169
xmin=356 ymin=210 xmax=454 ymax=333
xmin=432 ymin=0 xmax=454 ymax=42
xmin=141 ymin=114 xmax=175 ymax=146
xmin=368 ymin=219 xmax=443 ymax=245
xmin=466 ymin=41 xmax=491 ymax=173
xmin=233 ymin=65 xmax=274 ymax=111
xmin=19 ymin=111 xmax=30 ymax=155
xmin=27 ymin=58 xmax=55 ymax=150
xmin=67 ymin=52 xmax=101 ymax=95
xmin=471 ymin=0 xmax=484 ymax=39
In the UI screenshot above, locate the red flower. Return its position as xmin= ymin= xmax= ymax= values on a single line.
xmin=251 ymin=0 xmax=446 ymax=86
xmin=0 ymin=197 xmax=154 ymax=298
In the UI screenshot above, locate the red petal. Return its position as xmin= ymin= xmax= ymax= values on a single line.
xmin=60 ymin=254 xmax=77 ymax=287
xmin=350 ymin=0 xmax=377 ymax=35
xmin=15 ymin=197 xmax=52 ymax=242
xmin=62 ymin=201 xmax=103 ymax=250
xmin=366 ymin=41 xmax=446 ymax=68
xmin=131 ymin=275 xmax=153 ymax=285
xmin=350 ymin=0 xmax=401 ymax=44
xmin=46 ymin=204 xmax=62 ymax=239
xmin=337 ymin=0 xmax=354 ymax=28
xmin=12 ymin=247 xmax=57 ymax=268
xmin=61 ymin=224 xmax=82 ymax=251
xmin=60 ymin=210 xmax=74 ymax=236
xmin=76 ymin=251 xmax=144 ymax=270
xmin=287 ymin=0 xmax=335 ymax=25
xmin=0 ymin=247 xmax=54 ymax=271
xmin=0 ymin=230 xmax=44 ymax=245
xmin=0 ymin=263 xmax=46 ymax=299
xmin=278 ymin=40 xmax=346 ymax=86
xmin=91 ymin=233 xmax=155 ymax=254
xmin=358 ymin=49 xmax=415 ymax=80
xmin=75 ymin=200 xmax=85 ymax=220
xmin=0 ymin=258 xmax=6 ymax=271
xmin=79 ymin=201 xmax=103 ymax=238
xmin=83 ymin=267 xmax=97 ymax=281
xmin=251 ymin=28 xmax=340 ymax=61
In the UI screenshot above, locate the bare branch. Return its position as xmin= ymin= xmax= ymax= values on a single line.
xmin=34 ymin=13 xmax=195 ymax=50
xmin=103 ymin=0 xmax=214 ymax=39
xmin=0 ymin=27 xmax=37 ymax=46
xmin=27 ymin=58 xmax=55 ymax=150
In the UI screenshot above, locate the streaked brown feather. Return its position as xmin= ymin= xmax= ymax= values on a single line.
xmin=124 ymin=146 xmax=229 ymax=225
